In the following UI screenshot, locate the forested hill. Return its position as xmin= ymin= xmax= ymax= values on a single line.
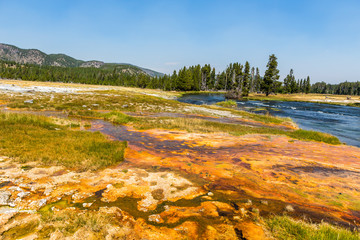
xmin=0 ymin=43 xmax=163 ymax=77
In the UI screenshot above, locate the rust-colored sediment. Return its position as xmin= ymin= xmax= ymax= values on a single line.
xmin=1 ymin=120 xmax=359 ymax=239
xmin=122 ymin=128 xmax=360 ymax=225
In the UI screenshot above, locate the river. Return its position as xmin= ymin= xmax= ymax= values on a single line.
xmin=178 ymin=93 xmax=360 ymax=148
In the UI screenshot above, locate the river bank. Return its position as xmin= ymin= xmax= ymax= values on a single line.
xmin=245 ymin=93 xmax=360 ymax=107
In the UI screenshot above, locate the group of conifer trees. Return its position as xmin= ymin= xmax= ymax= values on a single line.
xmin=311 ymin=81 xmax=360 ymax=95
xmin=283 ymin=69 xmax=311 ymax=94
xmin=1 ymin=56 xmax=358 ymax=96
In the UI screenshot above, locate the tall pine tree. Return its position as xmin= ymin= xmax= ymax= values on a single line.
xmin=262 ymin=54 xmax=280 ymax=96
xmin=243 ymin=61 xmax=251 ymax=96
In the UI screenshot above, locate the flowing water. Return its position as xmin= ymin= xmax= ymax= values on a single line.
xmin=178 ymin=93 xmax=360 ymax=147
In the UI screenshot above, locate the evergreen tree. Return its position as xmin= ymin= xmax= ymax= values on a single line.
xmin=289 ymin=77 xmax=296 ymax=93
xmin=305 ymin=76 xmax=311 ymax=94
xmin=209 ymin=67 xmax=216 ymax=90
xmin=283 ymin=69 xmax=294 ymax=93
xmin=192 ymin=65 xmax=201 ymax=91
xmin=242 ymin=61 xmax=250 ymax=96
xmin=201 ymin=65 xmax=211 ymax=91
xmin=261 ymin=54 xmax=280 ymax=96
xmin=250 ymin=67 xmax=255 ymax=93
xmin=254 ymin=67 xmax=261 ymax=93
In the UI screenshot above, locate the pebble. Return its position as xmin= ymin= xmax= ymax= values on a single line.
xmin=0 ymin=191 xmax=11 ymax=205
xmin=83 ymin=202 xmax=93 ymax=208
xmin=44 ymin=188 xmax=53 ymax=196
xmin=285 ymin=205 xmax=295 ymax=212
xmin=17 ymin=191 xmax=30 ymax=198
xmin=148 ymin=214 xmax=162 ymax=223
xmin=38 ymin=198 xmax=48 ymax=207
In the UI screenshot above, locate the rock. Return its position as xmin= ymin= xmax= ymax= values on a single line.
xmin=148 ymin=214 xmax=163 ymax=223
xmin=260 ymin=200 xmax=268 ymax=205
xmin=9 ymin=186 xmax=22 ymax=191
xmin=24 ymin=99 xmax=34 ymax=104
xmin=233 ymin=215 xmax=241 ymax=221
xmin=49 ymin=230 xmax=64 ymax=240
xmin=245 ymin=199 xmax=252 ymax=206
xmin=72 ymin=227 xmax=97 ymax=240
xmin=240 ymin=208 xmax=247 ymax=216
xmin=43 ymin=188 xmax=53 ymax=196
xmin=207 ymin=191 xmax=214 ymax=196
xmin=122 ymin=104 xmax=129 ymax=108
xmin=19 ymin=233 xmax=38 ymax=240
xmin=83 ymin=202 xmax=93 ymax=208
xmin=38 ymin=198 xmax=47 ymax=208
xmin=0 ymin=190 xmax=11 ymax=205
xmin=251 ymin=208 xmax=259 ymax=214
xmin=17 ymin=191 xmax=30 ymax=199
xmin=285 ymin=205 xmax=294 ymax=212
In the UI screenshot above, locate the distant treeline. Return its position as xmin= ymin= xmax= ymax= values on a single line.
xmin=311 ymin=81 xmax=360 ymax=96
xmin=0 ymin=61 xmax=155 ymax=88
xmin=1 ymin=59 xmax=358 ymax=96
xmin=0 ymin=58 xmax=309 ymax=97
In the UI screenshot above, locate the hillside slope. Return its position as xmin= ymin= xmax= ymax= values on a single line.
xmin=0 ymin=43 xmax=163 ymax=77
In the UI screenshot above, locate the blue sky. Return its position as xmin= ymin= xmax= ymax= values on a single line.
xmin=1 ymin=0 xmax=359 ymax=83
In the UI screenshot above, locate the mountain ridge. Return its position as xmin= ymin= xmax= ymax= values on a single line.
xmin=0 ymin=43 xmax=164 ymax=77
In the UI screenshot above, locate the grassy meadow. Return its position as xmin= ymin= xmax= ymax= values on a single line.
xmin=265 ymin=215 xmax=360 ymax=240
xmin=0 ymin=112 xmax=127 ymax=171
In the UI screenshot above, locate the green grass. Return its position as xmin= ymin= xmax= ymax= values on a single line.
xmin=216 ymin=100 xmax=237 ymax=108
xmin=235 ymin=109 xmax=286 ymax=124
xmin=133 ymin=116 xmax=341 ymax=145
xmin=288 ymin=129 xmax=342 ymax=145
xmin=39 ymin=209 xmax=116 ymax=237
xmin=265 ymin=215 xmax=360 ymax=240
xmin=103 ymin=111 xmax=136 ymax=124
xmin=348 ymin=103 xmax=360 ymax=107
xmin=1 ymin=217 xmax=39 ymax=239
xmin=0 ymin=112 xmax=127 ymax=171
